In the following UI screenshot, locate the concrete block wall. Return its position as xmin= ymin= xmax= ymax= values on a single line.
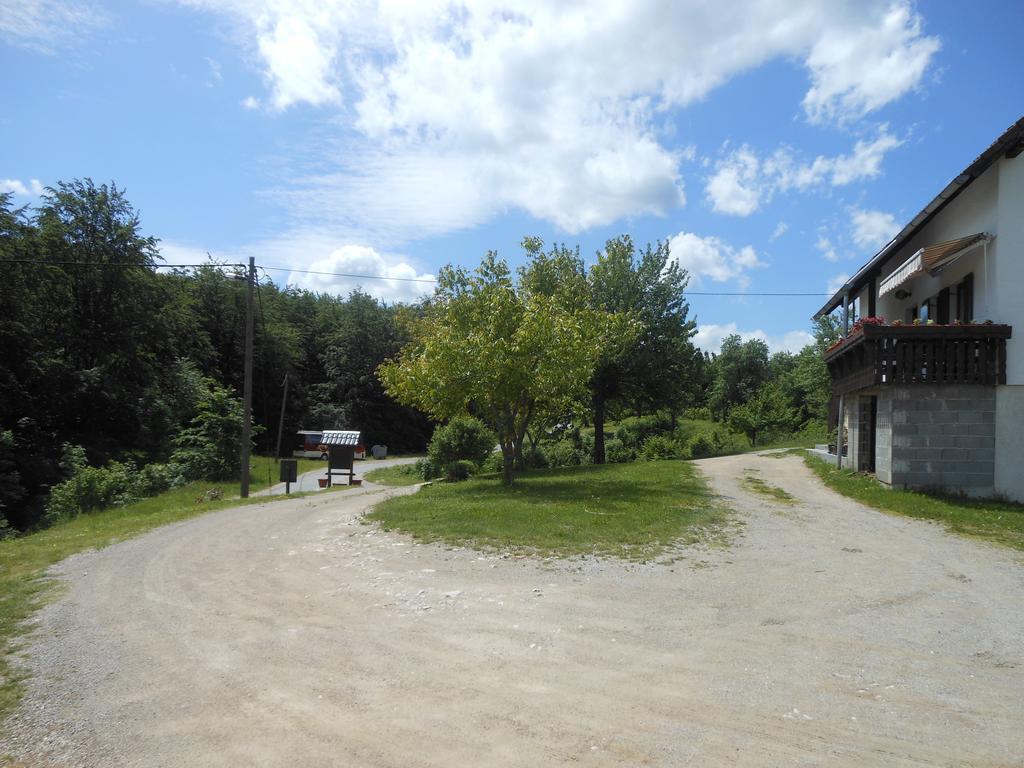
xmin=875 ymin=390 xmax=893 ymax=484
xmin=886 ymin=385 xmax=996 ymax=496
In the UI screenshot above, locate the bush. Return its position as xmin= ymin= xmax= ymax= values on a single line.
xmin=445 ymin=459 xmax=477 ymax=482
xmin=415 ymin=457 xmax=443 ymax=481
xmin=543 ymin=440 xmax=585 ymax=468
xmin=522 ymin=445 xmax=549 ymax=469
xmin=604 ymin=438 xmax=634 ymax=464
xmin=136 ymin=463 xmax=175 ymax=496
xmin=480 ymin=452 xmax=504 ymax=475
xmin=428 ymin=416 xmax=497 ymax=468
xmin=170 ymin=384 xmax=250 ymax=482
xmin=688 ymin=434 xmax=713 ymax=459
xmin=615 ymin=414 xmax=673 ymax=450
xmin=638 ymin=434 xmax=683 ymax=461
xmin=682 ymin=406 xmax=712 ymax=421
xmin=46 ymin=460 xmax=142 ymax=522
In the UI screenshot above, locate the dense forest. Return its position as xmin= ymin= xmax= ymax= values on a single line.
xmin=0 ymin=181 xmax=431 ymax=530
xmin=0 ymin=180 xmax=838 ymax=531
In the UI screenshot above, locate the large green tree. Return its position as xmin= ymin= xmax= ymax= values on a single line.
xmin=707 ymin=334 xmax=771 ymax=421
xmin=585 ymin=236 xmax=699 ymax=464
xmin=379 ymin=249 xmax=628 ymax=484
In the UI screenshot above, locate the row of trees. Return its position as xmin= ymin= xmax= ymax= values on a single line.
xmin=379 ymin=237 xmax=838 ymax=484
xmin=381 ymin=236 xmax=710 ymax=483
xmin=0 ymin=181 xmax=431 ymax=530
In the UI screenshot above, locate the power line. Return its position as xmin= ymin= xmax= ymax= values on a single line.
xmin=259 ymin=264 xmax=438 ymax=284
xmin=2 ymin=258 xmax=832 ymax=295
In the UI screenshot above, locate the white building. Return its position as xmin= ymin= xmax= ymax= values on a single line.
xmin=815 ymin=115 xmax=1024 ymax=502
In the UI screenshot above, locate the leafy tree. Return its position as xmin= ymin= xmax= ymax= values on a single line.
xmin=727 ymin=384 xmax=795 ymax=447
xmin=585 ymin=236 xmax=698 ymax=463
xmin=427 ymin=416 xmax=496 ymax=480
xmin=379 ymin=250 xmax=626 ymax=484
xmin=170 ymin=381 xmax=254 ymax=482
xmin=708 ymin=334 xmax=771 ymax=420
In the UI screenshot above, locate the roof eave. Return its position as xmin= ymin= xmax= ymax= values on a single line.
xmin=812 ymin=115 xmax=1024 ymax=320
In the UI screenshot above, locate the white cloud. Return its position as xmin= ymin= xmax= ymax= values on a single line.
xmin=0 ymin=0 xmax=108 ymax=53
xmin=707 ymin=128 xmax=903 ymax=216
xmin=827 ymin=272 xmax=851 ymax=294
xmin=1 ymin=178 xmax=44 ymax=197
xmin=695 ymin=323 xmax=814 ymax=354
xmin=705 ymin=147 xmax=761 ymax=216
xmin=769 ymin=222 xmax=789 ymax=241
xmin=204 ymin=57 xmax=223 ymax=87
xmin=162 ymin=233 xmax=435 ymax=303
xmin=815 ymin=235 xmax=839 ymax=263
xmin=240 ymin=96 xmax=260 ymax=110
xmin=667 ymin=231 xmax=764 ymax=288
xmin=283 ymin=244 xmax=435 ymax=303
xmin=803 ymin=4 xmax=940 ymax=124
xmin=174 ymin=0 xmax=937 ymax=237
xmin=851 ymin=207 xmax=899 ymax=250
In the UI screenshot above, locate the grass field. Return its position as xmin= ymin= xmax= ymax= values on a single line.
xmin=363 ymin=464 xmax=422 ymax=486
xmin=804 ymin=455 xmax=1024 ymax=550
xmin=0 ymin=455 xmax=334 ymax=724
xmin=367 ymin=460 xmax=731 ymax=559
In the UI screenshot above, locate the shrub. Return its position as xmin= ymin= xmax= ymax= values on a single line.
xmin=543 ymin=440 xmax=585 ymax=468
xmin=45 ymin=460 xmax=142 ymax=522
xmin=638 ymin=434 xmax=683 ymax=461
xmin=445 ymin=459 xmax=477 ymax=482
xmin=170 ymin=384 xmax=250 ymax=482
xmin=615 ymin=414 xmax=673 ymax=450
xmin=522 ymin=445 xmax=549 ymax=469
xmin=415 ymin=457 xmax=443 ymax=481
xmin=682 ymin=406 xmax=712 ymax=421
xmin=480 ymin=452 xmax=504 ymax=475
xmin=136 ymin=463 xmax=175 ymax=496
xmin=605 ymin=438 xmax=634 ymax=463
xmin=428 ymin=416 xmax=497 ymax=468
xmin=688 ymin=434 xmax=713 ymax=459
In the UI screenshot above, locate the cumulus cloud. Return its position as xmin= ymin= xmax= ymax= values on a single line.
xmin=707 ymin=127 xmax=903 ymax=216
xmin=770 ymin=222 xmax=789 ymax=241
xmin=695 ymin=323 xmax=814 ymax=354
xmin=283 ymin=244 xmax=435 ymax=303
xmin=802 ymin=4 xmax=940 ymax=124
xmin=173 ymin=0 xmax=937 ymax=237
xmin=816 ymin=235 xmax=839 ymax=263
xmin=667 ymin=231 xmax=764 ymax=289
xmin=1 ymin=178 xmax=45 ymax=197
xmin=0 ymin=0 xmax=108 ymax=53
xmin=851 ymin=207 xmax=899 ymax=250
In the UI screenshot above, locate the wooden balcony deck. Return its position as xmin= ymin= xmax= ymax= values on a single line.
xmin=823 ymin=324 xmax=1012 ymax=396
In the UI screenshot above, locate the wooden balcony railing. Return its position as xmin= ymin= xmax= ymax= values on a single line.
xmin=823 ymin=324 xmax=1012 ymax=396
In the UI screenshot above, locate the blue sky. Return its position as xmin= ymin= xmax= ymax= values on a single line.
xmin=2 ymin=1 xmax=1022 ymax=353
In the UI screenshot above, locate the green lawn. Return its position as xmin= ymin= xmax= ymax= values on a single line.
xmin=804 ymin=454 xmax=1024 ymax=550
xmin=366 ymin=460 xmax=731 ymax=559
xmin=0 ymin=455 xmax=334 ymax=724
xmin=363 ymin=463 xmax=422 ymax=486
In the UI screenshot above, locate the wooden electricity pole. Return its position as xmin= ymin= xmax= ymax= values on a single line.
xmin=275 ymin=372 xmax=290 ymax=461
xmin=240 ymin=256 xmax=256 ymax=498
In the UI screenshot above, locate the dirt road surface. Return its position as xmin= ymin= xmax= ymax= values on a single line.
xmin=3 ymin=453 xmax=1023 ymax=767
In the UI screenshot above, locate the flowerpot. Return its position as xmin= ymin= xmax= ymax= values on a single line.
xmin=318 ymin=478 xmax=328 ymax=488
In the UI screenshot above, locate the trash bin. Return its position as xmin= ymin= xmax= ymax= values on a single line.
xmin=371 ymin=445 xmax=387 ymax=459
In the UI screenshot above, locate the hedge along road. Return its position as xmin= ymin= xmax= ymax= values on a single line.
xmin=2 ymin=453 xmax=1023 ymax=767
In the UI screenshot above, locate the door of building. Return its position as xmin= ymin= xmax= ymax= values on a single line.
xmin=857 ymin=396 xmax=877 ymax=473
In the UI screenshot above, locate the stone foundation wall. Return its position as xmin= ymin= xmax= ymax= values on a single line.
xmin=880 ymin=385 xmax=996 ymax=496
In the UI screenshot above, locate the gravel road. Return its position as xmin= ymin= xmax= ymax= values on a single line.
xmin=3 ymin=453 xmax=1023 ymax=767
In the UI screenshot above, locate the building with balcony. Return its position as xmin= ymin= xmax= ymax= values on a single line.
xmin=814 ymin=115 xmax=1024 ymax=501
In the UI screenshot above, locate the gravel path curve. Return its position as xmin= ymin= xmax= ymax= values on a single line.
xmin=2 ymin=453 xmax=1023 ymax=767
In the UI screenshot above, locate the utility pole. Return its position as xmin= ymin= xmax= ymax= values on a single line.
xmin=275 ymin=372 xmax=290 ymax=461
xmin=240 ymin=256 xmax=255 ymax=498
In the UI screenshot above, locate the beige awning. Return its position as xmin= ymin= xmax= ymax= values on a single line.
xmin=877 ymin=232 xmax=993 ymax=298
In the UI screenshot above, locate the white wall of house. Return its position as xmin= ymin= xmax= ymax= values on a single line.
xmin=861 ymin=153 xmax=1024 ymax=501
xmin=874 ymin=161 xmax=1001 ymax=335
